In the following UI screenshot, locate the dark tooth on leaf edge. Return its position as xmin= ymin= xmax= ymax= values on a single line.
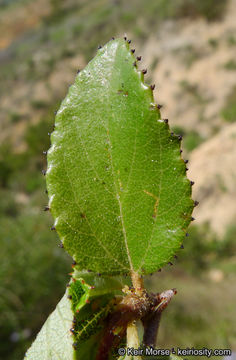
xmin=158 ymin=269 xmax=162 ymax=272
xmin=168 ymin=262 xmax=173 ymax=266
xmin=157 ymin=104 xmax=162 ymax=109
xmin=131 ymin=49 xmax=135 ymax=53
xmin=184 ymin=159 xmax=189 ymax=164
xmin=42 ymin=170 xmax=46 ymax=175
xmin=136 ymin=56 xmax=141 ymax=61
xmin=51 ymin=226 xmax=56 ymax=231
xmin=180 ymin=244 xmax=184 ymax=249
xmin=142 ymin=69 xmax=147 ymax=74
xmin=127 ymin=40 xmax=131 ymax=44
xmin=190 ymin=181 xmax=195 ymax=186
xmin=111 ymin=37 xmax=115 ymax=40
xmin=44 ymin=206 xmax=50 ymax=211
xmin=178 ymin=135 xmax=183 ymax=141
xmin=194 ymin=200 xmax=199 ymax=207
xmin=186 ymin=233 xmax=189 ymax=237
xmin=98 ymin=45 xmax=102 ymax=49
xmin=124 ymin=36 xmax=127 ymax=41
xmin=133 ymin=61 xmax=137 ymax=67
xmin=191 ymin=217 xmax=195 ymax=221
xmin=58 ymin=242 xmax=64 ymax=248
xmin=174 ymin=255 xmax=178 ymax=259
xmin=150 ymin=84 xmax=155 ymax=90
xmin=180 ymin=149 xmax=183 ymax=153
xmin=67 ymin=295 xmax=72 ymax=299
xmin=164 ymin=119 xmax=168 ymax=124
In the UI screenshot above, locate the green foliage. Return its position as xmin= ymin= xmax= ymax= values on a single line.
xmin=178 ymin=223 xmax=236 ymax=273
xmin=173 ymin=0 xmax=228 ymax=21
xmin=227 ymin=35 xmax=236 ymax=47
xmin=24 ymin=294 xmax=74 ymax=360
xmin=172 ymin=126 xmax=204 ymax=152
xmin=221 ymin=86 xmax=236 ymax=122
xmin=25 ymin=119 xmax=51 ymax=156
xmin=0 ymin=212 xmax=71 ymax=360
xmin=224 ymin=59 xmax=236 ymax=71
xmin=9 ymin=111 xmax=23 ymax=123
xmin=0 ymin=0 xmax=229 ymax=89
xmin=184 ymin=131 xmax=204 ymax=152
xmin=208 ymin=38 xmax=219 ymax=49
xmin=25 ymin=275 xmax=123 ymax=360
xmin=0 ymin=1 xmax=235 ymax=358
xmin=0 ymin=143 xmax=29 ymax=189
xmin=47 ymin=38 xmax=193 ymax=276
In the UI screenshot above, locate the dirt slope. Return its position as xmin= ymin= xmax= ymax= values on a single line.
xmin=189 ymin=123 xmax=236 ymax=235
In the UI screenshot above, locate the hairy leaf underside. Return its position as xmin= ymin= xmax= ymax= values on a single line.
xmin=25 ymin=275 xmax=123 ymax=360
xmin=46 ymin=38 xmax=193 ymax=275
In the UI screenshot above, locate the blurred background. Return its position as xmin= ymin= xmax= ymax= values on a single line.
xmin=0 ymin=0 xmax=236 ymax=359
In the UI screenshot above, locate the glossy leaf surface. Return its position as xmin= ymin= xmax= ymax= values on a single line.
xmin=46 ymin=38 xmax=193 ymax=275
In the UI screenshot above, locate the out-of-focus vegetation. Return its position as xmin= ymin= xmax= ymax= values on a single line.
xmin=145 ymin=223 xmax=236 ymax=358
xmin=221 ymin=86 xmax=236 ymax=122
xmin=172 ymin=125 xmax=205 ymax=152
xmin=0 ymin=0 xmax=235 ymax=359
xmin=0 ymin=114 xmax=71 ymax=359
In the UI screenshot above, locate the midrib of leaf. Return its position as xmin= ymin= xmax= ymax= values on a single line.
xmin=105 ymin=42 xmax=162 ymax=274
xmin=104 ymin=42 xmax=139 ymax=273
xmin=47 ymin=38 xmax=193 ymax=275
xmin=106 ymin=123 xmax=134 ymax=272
xmin=76 ymin=305 xmax=108 ymax=340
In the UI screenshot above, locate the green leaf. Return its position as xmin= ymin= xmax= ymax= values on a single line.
xmin=46 ymin=38 xmax=193 ymax=275
xmin=24 ymin=292 xmax=74 ymax=360
xmin=25 ymin=275 xmax=123 ymax=360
